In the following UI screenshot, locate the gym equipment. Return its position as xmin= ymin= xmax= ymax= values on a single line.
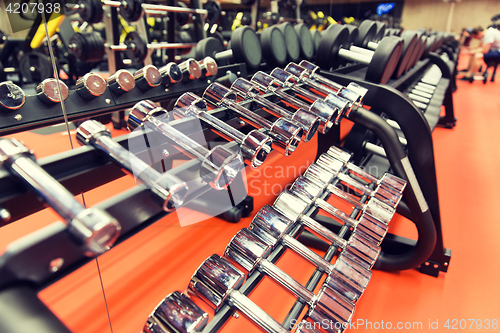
xmin=128 ymin=100 xmax=244 ymax=190
xmin=0 ymin=138 xmax=120 ymax=256
xmin=178 ymin=58 xmax=202 ymax=82
xmin=197 ymin=57 xmax=218 ymax=78
xmin=299 ymin=164 xmax=389 ymax=246
xmin=294 ymin=23 xmax=315 ymax=60
xmin=0 ymin=81 xmax=25 ymax=111
xmin=306 ymin=158 xmax=402 ymax=209
xmin=250 ymin=71 xmax=337 ymax=134
xmin=194 ymin=26 xmax=262 ymax=69
xmin=133 ymin=64 xmax=162 ymax=90
xmin=272 ymin=191 xmax=380 ymax=269
xmin=143 ymin=291 xmax=208 ymax=333
xmin=327 ymin=146 xmax=406 ymax=193
xmin=36 ymin=79 xmax=69 ymax=104
xmin=18 ymin=52 xmax=53 ymax=82
xmin=173 ymin=92 xmax=272 ymax=168
xmin=75 ymin=72 xmax=107 ymax=98
xmin=316 ymin=25 xmax=403 ymax=84
xmin=250 ymin=205 xmax=372 ymax=302
xmin=224 ymin=228 xmax=356 ymax=327
xmin=277 ymin=22 xmax=301 ymax=62
xmin=76 ymin=120 xmax=188 ymax=212
xmin=158 ymin=62 xmax=184 ymax=86
xmin=230 ymin=77 xmax=320 ymax=142
xmin=260 ymin=26 xmax=288 ymax=67
xmin=107 ymin=69 xmax=136 ymax=94
xmin=203 ymin=83 xmax=303 ymax=156
xmin=204 ymin=0 xmax=222 ymax=26
xmin=188 ymin=254 xmax=289 ymax=333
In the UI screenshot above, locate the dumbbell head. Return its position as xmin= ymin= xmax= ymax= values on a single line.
xmin=294 ymin=23 xmax=315 ymax=61
xmin=188 ymin=254 xmax=245 ymax=311
xmin=249 ymin=205 xmax=293 ymax=245
xmin=36 ymin=78 xmax=69 ymax=104
xmin=178 ymin=58 xmax=202 ymax=81
xmin=231 ymin=78 xmax=320 ymax=142
xmin=159 ymin=62 xmax=183 ymax=86
xmin=107 ymin=69 xmax=136 ymax=94
xmin=260 ymin=26 xmax=288 ymax=67
xmin=302 ymin=285 xmax=355 ymax=332
xmin=277 ymin=22 xmax=301 ymax=62
xmin=144 ymin=291 xmax=208 ymax=333
xmin=174 ymin=92 xmax=272 ymax=168
xmin=224 ymin=228 xmax=272 ymax=273
xmin=324 ymin=254 xmax=371 ymax=302
xmin=134 ymin=65 xmax=162 ymax=90
xmin=0 ymin=81 xmax=25 ymax=111
xmin=203 ymin=83 xmax=303 ymax=156
xmin=76 ymin=72 xmax=107 ymax=98
xmin=198 ymin=57 xmax=218 ymax=77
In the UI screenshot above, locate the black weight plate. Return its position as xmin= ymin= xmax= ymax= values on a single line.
xmin=345 ymin=24 xmax=359 ymax=45
xmin=356 ymin=20 xmax=377 ymax=48
xmin=204 ymin=0 xmax=222 ymax=25
xmin=294 ymin=23 xmax=314 ymax=60
xmin=124 ymin=31 xmax=148 ymax=63
xmin=195 ymin=37 xmax=225 ymax=62
xmin=79 ymin=0 xmax=103 ymax=23
xmin=393 ymin=31 xmax=418 ymax=78
xmin=422 ymin=35 xmax=435 ymax=59
xmin=374 ymin=21 xmax=386 ymax=41
xmin=366 ymin=36 xmax=403 ymax=84
xmin=260 ymin=26 xmax=287 ymax=67
xmin=19 ymin=52 xmax=53 ymax=83
xmin=407 ymin=32 xmax=424 ymax=69
xmin=310 ymin=29 xmax=322 ymax=52
xmin=316 ymin=24 xmax=350 ymax=70
xmin=120 ymin=0 xmax=143 ymax=22
xmin=175 ymin=2 xmax=191 ymax=26
xmin=433 ymin=32 xmax=444 ymax=51
xmin=277 ymin=22 xmax=300 ymax=62
xmin=417 ymin=35 xmax=428 ymax=61
xmin=231 ymin=26 xmax=262 ymax=69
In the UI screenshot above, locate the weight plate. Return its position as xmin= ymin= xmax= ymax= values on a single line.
xmin=422 ymin=35 xmax=435 ymax=59
xmin=195 ymin=37 xmax=224 ymax=61
xmin=79 ymin=0 xmax=104 ymax=24
xmin=204 ymin=0 xmax=222 ymax=26
xmin=366 ymin=36 xmax=403 ymax=84
xmin=124 ymin=31 xmax=148 ymax=63
xmin=310 ymin=29 xmax=322 ymax=52
xmin=120 ymin=0 xmax=143 ymax=22
xmin=175 ymin=2 xmax=191 ymax=26
xmin=70 ymin=32 xmax=105 ymax=62
xmin=277 ymin=22 xmax=300 ymax=62
xmin=374 ymin=21 xmax=386 ymax=41
xmin=231 ymin=26 xmax=262 ymax=69
xmin=0 ymin=81 xmax=25 ymax=111
xmin=433 ymin=32 xmax=444 ymax=52
xmin=260 ymin=26 xmax=287 ymax=67
xmin=407 ymin=32 xmax=423 ymax=69
xmin=316 ymin=24 xmax=350 ymax=70
xmin=19 ymin=52 xmax=53 ymax=83
xmin=397 ymin=30 xmax=418 ymax=76
xmin=294 ymin=23 xmax=314 ymax=60
xmin=356 ymin=20 xmax=377 ymax=48
xmin=345 ymin=24 xmax=359 ymax=45
xmin=417 ymin=35 xmax=428 ymax=61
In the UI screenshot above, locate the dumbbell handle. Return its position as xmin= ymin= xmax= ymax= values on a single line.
xmin=367 ymin=41 xmax=379 ymax=50
xmin=107 ymin=42 xmax=197 ymax=51
xmin=258 ymin=259 xmax=316 ymax=304
xmin=142 ymin=115 xmax=215 ymax=168
xmin=10 ymin=157 xmax=84 ymax=222
xmin=214 ymin=49 xmax=233 ymax=61
xmin=102 ymin=0 xmax=208 ymax=15
xmin=226 ymin=290 xmax=289 ymax=333
xmin=222 ymin=98 xmax=273 ymax=130
xmin=350 ymin=45 xmax=375 ymax=57
xmin=338 ymin=48 xmax=372 ymax=65
xmin=280 ymin=233 xmax=333 ymax=273
xmin=314 ymin=198 xmax=361 ymax=229
xmin=300 ymin=214 xmax=347 ymax=249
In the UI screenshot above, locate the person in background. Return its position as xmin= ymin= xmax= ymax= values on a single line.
xmin=461 ymin=26 xmax=500 ymax=82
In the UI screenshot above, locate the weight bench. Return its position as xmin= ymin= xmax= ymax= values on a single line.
xmin=482 ymin=59 xmax=499 ymax=83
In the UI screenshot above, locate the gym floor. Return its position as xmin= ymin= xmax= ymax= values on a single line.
xmin=1 ymin=54 xmax=499 ymax=332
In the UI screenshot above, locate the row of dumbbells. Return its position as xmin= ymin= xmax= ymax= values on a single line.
xmin=0 ymin=57 xmax=218 ymax=112
xmin=142 ymin=145 xmax=407 ymax=333
xmin=0 ymin=60 xmax=369 ymax=254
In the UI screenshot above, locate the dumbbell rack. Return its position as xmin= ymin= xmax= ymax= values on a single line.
xmin=317 ymin=58 xmax=453 ymax=277
xmin=0 ymin=63 xmax=247 ymax=136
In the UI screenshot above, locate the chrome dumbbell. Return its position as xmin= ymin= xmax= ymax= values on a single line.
xmin=203 ymin=83 xmax=303 ymax=156
xmin=188 ymin=254 xmax=289 ymax=333
xmin=128 ymin=100 xmax=244 ymax=190
xmin=0 ymin=138 xmax=120 ymax=255
xmin=173 ymin=92 xmax=272 ymax=169
xmin=230 ymin=77 xmax=320 ymax=142
xmin=250 ymin=206 xmax=371 ymax=303
xmin=224 ymin=228 xmax=355 ymax=330
xmin=0 ymin=81 xmax=26 ymax=111
xmin=36 ymin=78 xmax=69 ymax=104
xmin=76 ymin=120 xmax=188 ymax=212
xmin=326 ymin=145 xmax=406 ymax=193
xmin=288 ymin=172 xmax=388 ymax=246
xmin=251 ymin=71 xmax=337 ymax=133
xmin=143 ymin=291 xmax=208 ymax=333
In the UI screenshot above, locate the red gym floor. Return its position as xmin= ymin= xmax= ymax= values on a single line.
xmin=1 ymin=55 xmax=499 ymax=332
